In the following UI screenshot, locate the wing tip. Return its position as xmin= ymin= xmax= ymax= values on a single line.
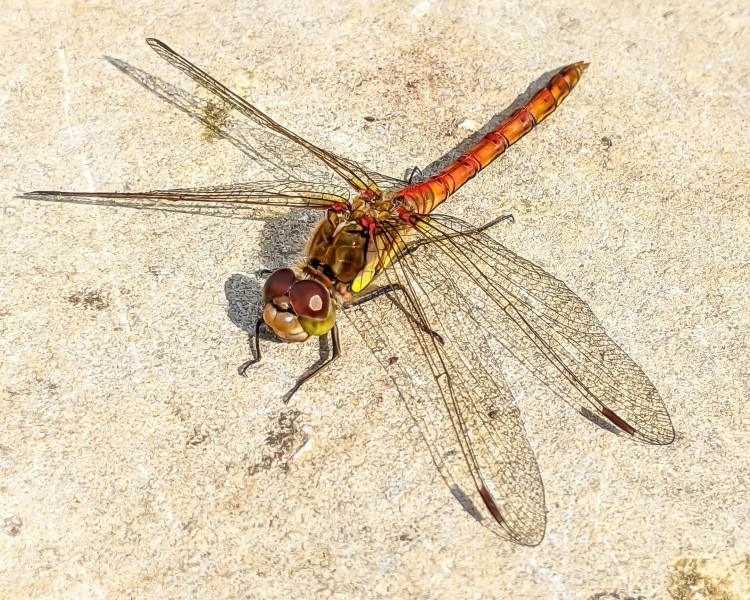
xmin=479 ymin=485 xmax=504 ymax=525
xmin=20 ymin=190 xmax=73 ymax=199
xmin=479 ymin=486 xmax=545 ymax=547
xmin=652 ymin=422 xmax=676 ymax=445
xmin=146 ymin=38 xmax=172 ymax=55
xmin=601 ymin=407 xmax=636 ymax=436
xmin=600 ymin=407 xmax=676 ymax=445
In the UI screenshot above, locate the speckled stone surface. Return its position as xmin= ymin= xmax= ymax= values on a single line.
xmin=2 ymin=1 xmax=749 ymax=598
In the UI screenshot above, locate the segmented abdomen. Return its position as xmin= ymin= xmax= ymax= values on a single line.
xmin=396 ymin=62 xmax=588 ymax=215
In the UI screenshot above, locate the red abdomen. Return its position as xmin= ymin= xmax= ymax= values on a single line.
xmin=396 ymin=62 xmax=588 ymax=214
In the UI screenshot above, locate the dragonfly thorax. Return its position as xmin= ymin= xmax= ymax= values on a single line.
xmin=305 ymin=210 xmax=372 ymax=289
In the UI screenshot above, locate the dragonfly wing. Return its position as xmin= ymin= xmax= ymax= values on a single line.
xmin=23 ymin=182 xmax=348 ymax=217
xmin=344 ymin=224 xmax=547 ymax=545
xmin=417 ymin=215 xmax=675 ymax=445
xmin=146 ymin=39 xmax=382 ymax=196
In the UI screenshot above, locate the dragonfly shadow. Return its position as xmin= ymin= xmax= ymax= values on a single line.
xmin=105 ymin=56 xmax=293 ymax=181
xmin=449 ymin=485 xmax=484 ymax=524
xmin=224 ymin=271 xmax=290 ymax=380
xmin=416 ymin=65 xmax=575 ymax=181
xmin=579 ymin=407 xmax=624 ymax=436
xmin=224 ymin=273 xmax=264 ymax=335
xmin=223 ymin=209 xmax=306 ymax=335
xmin=28 ymin=52 xmax=342 ymax=389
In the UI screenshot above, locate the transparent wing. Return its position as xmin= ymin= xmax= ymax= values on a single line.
xmin=344 ymin=220 xmax=547 ymax=545
xmin=345 ymin=212 xmax=673 ymax=544
xmin=413 ymin=214 xmax=675 ymax=445
xmin=22 ymin=181 xmax=348 ymax=217
xmin=146 ymin=38 xmax=387 ymax=196
xmin=25 ymin=39 xmax=410 ymax=215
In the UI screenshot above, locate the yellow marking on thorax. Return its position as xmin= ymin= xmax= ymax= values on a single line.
xmin=351 ymin=231 xmax=401 ymax=294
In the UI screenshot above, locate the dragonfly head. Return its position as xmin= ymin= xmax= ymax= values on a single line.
xmin=261 ymin=268 xmax=336 ymax=342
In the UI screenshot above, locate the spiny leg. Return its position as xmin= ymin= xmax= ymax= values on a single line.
xmin=406 ymin=213 xmax=514 ymax=254
xmin=237 ymin=268 xmax=274 ymax=375
xmin=406 ymin=166 xmax=423 ymax=183
xmin=283 ymin=324 xmax=341 ymax=403
xmin=239 ymin=320 xmax=341 ymax=403
xmin=238 ymin=317 xmax=264 ymax=376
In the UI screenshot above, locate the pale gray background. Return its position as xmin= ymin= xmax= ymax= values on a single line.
xmin=2 ymin=1 xmax=749 ymax=598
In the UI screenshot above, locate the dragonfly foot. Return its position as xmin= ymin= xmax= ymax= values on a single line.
xmin=479 ymin=213 xmax=514 ymax=230
xmin=238 ymin=357 xmax=260 ymax=377
xmin=281 ymin=386 xmax=299 ymax=405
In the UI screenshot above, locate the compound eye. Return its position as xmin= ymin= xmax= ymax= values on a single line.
xmin=262 ymin=303 xmax=308 ymax=342
xmin=263 ymin=268 xmax=296 ymax=302
xmin=289 ymin=279 xmax=330 ymax=319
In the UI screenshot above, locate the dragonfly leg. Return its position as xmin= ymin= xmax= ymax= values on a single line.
xmin=238 ymin=318 xmax=263 ymax=376
xmin=346 ymin=283 xmax=444 ymax=345
xmin=406 ymin=166 xmax=423 ymax=183
xmin=407 ymin=213 xmax=514 ymax=251
xmin=283 ymin=324 xmax=341 ymax=403
xmin=402 ymin=213 xmax=515 ymax=260
xmin=475 ymin=212 xmax=515 ymax=230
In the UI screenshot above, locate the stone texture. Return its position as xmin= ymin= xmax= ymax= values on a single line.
xmin=2 ymin=1 xmax=749 ymax=598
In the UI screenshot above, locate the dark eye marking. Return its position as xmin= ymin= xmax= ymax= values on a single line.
xmin=289 ymin=280 xmax=329 ymax=318
xmin=263 ymin=268 xmax=296 ymax=301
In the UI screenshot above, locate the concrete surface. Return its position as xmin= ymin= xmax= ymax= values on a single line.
xmin=2 ymin=0 xmax=749 ymax=598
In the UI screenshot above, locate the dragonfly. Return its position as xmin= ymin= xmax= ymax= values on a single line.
xmin=25 ymin=39 xmax=675 ymax=545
